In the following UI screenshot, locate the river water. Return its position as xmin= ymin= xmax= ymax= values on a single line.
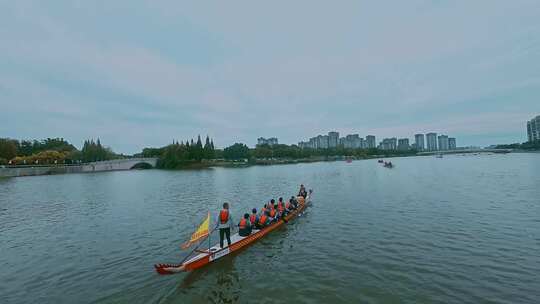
xmin=1 ymin=153 xmax=539 ymax=304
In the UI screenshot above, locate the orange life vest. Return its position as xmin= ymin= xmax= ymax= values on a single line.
xmin=249 ymin=214 xmax=257 ymax=225
xmin=278 ymin=202 xmax=284 ymax=212
xmin=286 ymin=202 xmax=291 ymax=209
xmin=269 ymin=209 xmax=276 ymax=217
xmin=219 ymin=209 xmax=229 ymax=224
xmin=258 ymin=214 xmax=268 ymax=225
xmin=239 ymin=218 xmax=247 ymax=229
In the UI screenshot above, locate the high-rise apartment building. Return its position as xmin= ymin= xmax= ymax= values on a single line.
xmin=381 ymin=138 xmax=397 ymax=150
xmin=257 ymin=137 xmax=278 ymax=146
xmin=448 ymin=138 xmax=456 ymax=150
xmin=527 ymin=115 xmax=540 ymax=142
xmin=343 ymin=134 xmax=361 ymax=148
xmin=309 ymin=137 xmax=317 ymax=149
xmin=365 ymin=135 xmax=376 ymax=149
xmin=398 ymin=138 xmax=410 ymax=150
xmin=438 ymin=135 xmax=449 ymax=151
xmin=328 ymin=131 xmax=339 ymax=148
xmin=426 ymin=133 xmax=438 ymax=151
xmin=414 ymin=134 xmax=425 ymax=151
xmin=318 ymin=135 xmax=329 ymax=149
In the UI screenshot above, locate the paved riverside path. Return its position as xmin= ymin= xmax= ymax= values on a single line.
xmin=0 ymin=158 xmax=158 ymax=178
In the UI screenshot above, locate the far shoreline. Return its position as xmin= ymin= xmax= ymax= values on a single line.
xmin=2 ymin=149 xmax=530 ymax=177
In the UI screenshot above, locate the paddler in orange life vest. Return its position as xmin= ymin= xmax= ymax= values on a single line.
xmin=268 ymin=199 xmax=276 ymax=213
xmin=268 ymin=199 xmax=276 ymax=214
xmin=277 ymin=197 xmax=287 ymax=217
xmin=238 ymin=213 xmax=252 ymax=237
xmin=256 ymin=211 xmax=269 ymax=229
xmin=216 ymin=202 xmax=233 ymax=248
xmin=268 ymin=199 xmax=278 ymax=222
xmin=249 ymin=208 xmax=259 ymax=227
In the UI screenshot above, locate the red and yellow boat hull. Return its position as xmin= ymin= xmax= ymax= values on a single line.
xmin=155 ymin=194 xmax=310 ymax=274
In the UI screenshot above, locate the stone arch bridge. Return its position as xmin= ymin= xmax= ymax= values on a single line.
xmin=81 ymin=158 xmax=158 ymax=172
xmin=0 ymin=158 xmax=159 ymax=178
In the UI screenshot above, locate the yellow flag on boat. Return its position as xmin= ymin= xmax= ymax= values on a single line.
xmin=181 ymin=212 xmax=210 ymax=249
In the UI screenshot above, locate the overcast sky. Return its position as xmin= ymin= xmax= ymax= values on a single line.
xmin=1 ymin=1 xmax=539 ymax=153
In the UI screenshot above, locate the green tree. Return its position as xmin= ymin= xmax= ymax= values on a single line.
xmin=521 ymin=140 xmax=540 ymax=150
xmin=214 ymin=148 xmax=223 ymax=159
xmin=153 ymin=135 xmax=216 ymax=168
xmin=14 ymin=138 xmax=76 ymax=156
xmin=140 ymin=147 xmax=164 ymax=158
xmin=195 ymin=135 xmax=204 ymax=161
xmin=66 ymin=150 xmax=83 ymax=163
xmin=0 ymin=138 xmax=18 ymax=160
xmin=203 ymin=135 xmax=215 ymax=159
xmin=254 ymin=144 xmax=273 ymax=159
xmin=223 ymin=143 xmax=250 ymax=160
xmin=81 ymin=139 xmax=115 ymax=162
xmin=17 ymin=140 xmax=34 ymax=156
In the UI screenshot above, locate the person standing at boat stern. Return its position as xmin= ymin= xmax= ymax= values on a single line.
xmin=298 ymin=184 xmax=307 ymax=198
xmin=216 ymin=202 xmax=233 ymax=248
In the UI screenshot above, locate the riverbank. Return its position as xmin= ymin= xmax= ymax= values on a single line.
xmin=0 ymin=158 xmax=157 ymax=178
xmin=0 ymin=152 xmax=457 ymax=177
xmin=0 ymin=154 xmax=421 ymax=177
xmin=166 ymin=154 xmax=416 ymax=170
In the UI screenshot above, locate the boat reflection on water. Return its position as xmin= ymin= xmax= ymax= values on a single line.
xmin=176 ymin=266 xmax=210 ymax=291
xmin=173 ymin=256 xmax=240 ymax=303
xmin=383 ymin=161 xmax=394 ymax=168
xmin=207 ymin=260 xmax=241 ymax=303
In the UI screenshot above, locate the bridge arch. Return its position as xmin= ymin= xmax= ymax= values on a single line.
xmin=130 ymin=161 xmax=155 ymax=169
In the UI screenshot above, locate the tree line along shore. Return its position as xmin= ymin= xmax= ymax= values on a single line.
xmin=0 ymin=138 xmax=118 ymax=166
xmin=0 ymin=136 xmax=416 ymax=170
xmin=5 ymin=136 xmax=536 ymax=171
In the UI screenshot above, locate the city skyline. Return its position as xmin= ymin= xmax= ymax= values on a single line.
xmin=296 ymin=130 xmax=458 ymax=151
xmin=2 ymin=1 xmax=539 ymax=154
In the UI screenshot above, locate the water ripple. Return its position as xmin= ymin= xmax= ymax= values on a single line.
xmin=1 ymin=155 xmax=540 ymax=303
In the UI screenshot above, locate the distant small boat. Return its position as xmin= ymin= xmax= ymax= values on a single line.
xmin=383 ymin=162 xmax=394 ymax=168
xmin=346 ymin=158 xmax=352 ymax=163
xmin=378 ymin=159 xmax=384 ymax=163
